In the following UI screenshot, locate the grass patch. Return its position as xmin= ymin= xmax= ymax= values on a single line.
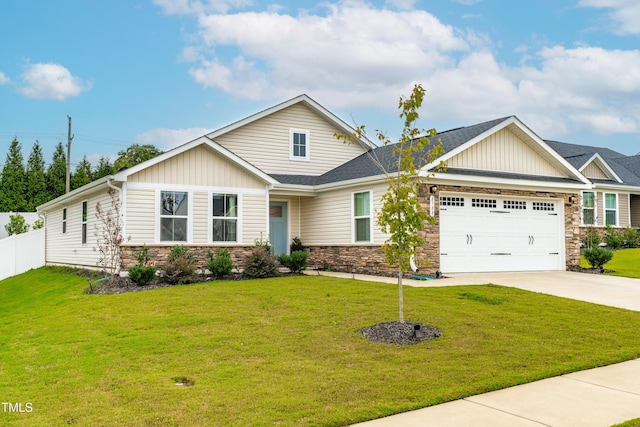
xmin=612 ymin=419 xmax=640 ymax=427
xmin=580 ymin=248 xmax=640 ymax=278
xmin=2 ymin=267 xmax=640 ymax=426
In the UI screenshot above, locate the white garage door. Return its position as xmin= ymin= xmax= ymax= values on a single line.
xmin=439 ymin=194 xmax=564 ymax=273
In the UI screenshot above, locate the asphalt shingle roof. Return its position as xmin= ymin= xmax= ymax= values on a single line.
xmin=271 ymin=117 xmax=640 ymax=189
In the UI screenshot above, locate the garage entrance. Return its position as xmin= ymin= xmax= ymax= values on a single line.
xmin=439 ymin=193 xmax=565 ymax=273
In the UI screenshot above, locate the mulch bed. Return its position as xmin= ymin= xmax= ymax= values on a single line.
xmin=566 ymin=265 xmax=615 ymax=274
xmin=359 ymin=321 xmax=442 ymax=345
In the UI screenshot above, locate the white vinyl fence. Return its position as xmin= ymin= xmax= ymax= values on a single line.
xmin=0 ymin=229 xmax=45 ymax=281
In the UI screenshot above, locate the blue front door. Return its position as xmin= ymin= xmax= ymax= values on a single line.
xmin=269 ymin=202 xmax=288 ymax=255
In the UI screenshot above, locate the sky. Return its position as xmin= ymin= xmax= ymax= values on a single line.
xmin=1 ymin=0 xmax=640 ymax=170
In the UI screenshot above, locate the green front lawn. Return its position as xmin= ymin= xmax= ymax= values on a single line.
xmin=2 ymin=267 xmax=640 ymax=426
xmin=581 ymin=248 xmax=640 ymax=278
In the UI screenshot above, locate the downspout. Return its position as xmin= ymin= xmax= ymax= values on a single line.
xmin=107 ymin=178 xmax=124 ymax=274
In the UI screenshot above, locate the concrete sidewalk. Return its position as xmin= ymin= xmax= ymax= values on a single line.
xmin=305 ymin=270 xmax=640 ymax=426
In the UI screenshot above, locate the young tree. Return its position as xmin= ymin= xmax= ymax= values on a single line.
xmin=71 ymin=156 xmax=93 ymax=190
xmin=113 ymin=144 xmax=163 ymax=171
xmin=94 ymin=189 xmax=126 ymax=284
xmin=93 ymin=156 xmax=114 ymax=180
xmin=25 ymin=141 xmax=48 ymax=211
xmin=0 ymin=138 xmax=26 ymax=211
xmin=46 ymin=142 xmax=67 ymax=199
xmin=337 ymin=85 xmax=444 ymax=322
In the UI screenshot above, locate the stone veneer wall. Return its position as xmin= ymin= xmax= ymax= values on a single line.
xmin=306 ymin=184 xmax=582 ymax=276
xmin=120 ymin=245 xmax=255 ymax=271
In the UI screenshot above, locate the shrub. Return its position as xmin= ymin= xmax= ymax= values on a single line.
xmin=128 ymin=265 xmax=157 ymax=286
xmin=290 ymin=237 xmax=305 ymax=253
xmin=5 ymin=213 xmax=29 ymax=236
xmin=128 ymin=245 xmax=157 ymax=286
xmin=278 ymin=250 xmax=308 ymax=273
xmin=604 ymin=225 xmax=623 ymax=250
xmin=207 ymin=248 xmax=234 ymax=278
xmin=583 ymin=246 xmax=614 ymax=270
xmin=622 ymin=227 xmax=640 ymax=248
xmin=243 ymin=245 xmax=279 ymax=279
xmin=32 ymin=218 xmax=44 ymax=230
xmin=161 ymin=245 xmax=198 ymax=285
xmin=582 ymin=227 xmax=601 ymax=249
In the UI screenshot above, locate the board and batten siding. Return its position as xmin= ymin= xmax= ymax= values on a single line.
xmin=214 ymin=103 xmax=367 ymax=176
xmin=447 ymin=128 xmax=564 ymax=177
xmin=127 ymin=145 xmax=265 ymax=190
xmin=45 ymin=187 xmax=114 ymax=269
xmin=300 ymin=183 xmax=389 ymax=245
xmin=582 ymin=162 xmax=608 ymax=179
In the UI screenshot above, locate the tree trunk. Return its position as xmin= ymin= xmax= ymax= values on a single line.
xmin=398 ymin=265 xmax=404 ymax=323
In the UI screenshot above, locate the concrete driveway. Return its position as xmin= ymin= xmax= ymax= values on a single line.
xmin=426 ymin=271 xmax=640 ymax=311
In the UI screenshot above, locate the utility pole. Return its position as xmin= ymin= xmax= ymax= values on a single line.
xmin=66 ymin=115 xmax=74 ymax=194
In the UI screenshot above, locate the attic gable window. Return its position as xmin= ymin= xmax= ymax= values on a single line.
xmin=290 ymin=128 xmax=310 ymax=161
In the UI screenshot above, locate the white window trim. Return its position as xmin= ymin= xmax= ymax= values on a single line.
xmin=289 ymin=128 xmax=310 ymax=161
xmin=604 ymin=192 xmax=619 ymax=227
xmin=156 ymin=189 xmax=193 ymax=243
xmin=62 ymin=207 xmax=67 ymax=234
xmin=581 ymin=191 xmax=597 ymax=226
xmin=209 ymin=192 xmax=243 ymax=244
xmin=81 ymin=201 xmax=88 ymax=245
xmin=352 ymin=190 xmax=373 ymax=243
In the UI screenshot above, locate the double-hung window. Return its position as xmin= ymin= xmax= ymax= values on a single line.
xmin=582 ymin=192 xmax=595 ymax=225
xmin=605 ymin=193 xmax=617 ymax=226
xmin=62 ymin=207 xmax=67 ymax=234
xmin=160 ymin=191 xmax=188 ymax=242
xmin=290 ymin=129 xmax=310 ymax=161
xmin=212 ymin=193 xmax=238 ymax=242
xmin=353 ymin=191 xmax=372 ymax=242
xmin=81 ymin=201 xmax=87 ymax=244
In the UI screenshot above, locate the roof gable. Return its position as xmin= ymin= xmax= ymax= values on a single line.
xmin=421 ymin=116 xmax=589 ymax=184
xmin=579 ymin=153 xmax=622 ymax=183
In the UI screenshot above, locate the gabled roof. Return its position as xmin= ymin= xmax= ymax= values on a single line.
xmin=545 ymin=140 xmax=640 ymax=187
xmin=113 ymin=136 xmax=277 ymax=185
xmin=579 ymin=153 xmax=622 ymax=183
xmin=206 ymin=94 xmax=374 ymax=150
xmin=420 ymin=116 xmax=590 ymax=184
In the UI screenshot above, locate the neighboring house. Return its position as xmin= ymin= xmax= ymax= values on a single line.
xmin=0 ymin=212 xmax=40 ymax=239
xmin=36 ymin=96 xmax=640 ymax=275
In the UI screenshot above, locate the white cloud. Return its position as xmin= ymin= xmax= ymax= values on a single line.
xmin=579 ymin=0 xmax=640 ymax=35
xmin=0 ymin=72 xmax=9 ymax=85
xmin=452 ymin=0 xmax=482 ymax=5
xmin=134 ymin=127 xmax=214 ymax=148
xmin=18 ymin=63 xmax=91 ymax=100
xmin=385 ymin=0 xmax=417 ymax=10
xmin=187 ymin=2 xmax=468 ymax=107
xmin=163 ymin=1 xmax=640 ymax=141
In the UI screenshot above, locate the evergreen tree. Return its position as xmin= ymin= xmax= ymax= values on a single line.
xmin=71 ymin=156 xmax=93 ymax=190
xmin=25 ymin=141 xmax=48 ymax=211
xmin=0 ymin=138 xmax=26 ymax=211
xmin=93 ymin=156 xmax=114 ymax=180
xmin=46 ymin=142 xmax=67 ymax=199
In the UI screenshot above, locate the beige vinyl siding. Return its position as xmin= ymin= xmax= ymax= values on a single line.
xmin=619 ymin=193 xmax=630 ymax=227
xmin=447 ymin=128 xmax=564 ymax=177
xmin=214 ymin=103 xmax=367 ymax=176
xmin=582 ymin=162 xmax=608 ymax=179
xmin=128 ymin=145 xmax=265 ymax=190
xmin=193 ymin=191 xmax=209 ymax=244
xmin=301 ymin=183 xmax=389 ymax=245
xmin=596 ymin=192 xmax=603 ymax=226
xmin=124 ymin=188 xmax=155 ymax=244
xmin=242 ymin=194 xmax=268 ymax=244
xmin=631 ymin=195 xmax=640 ymax=227
xmin=45 ymin=188 xmax=113 ymax=268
